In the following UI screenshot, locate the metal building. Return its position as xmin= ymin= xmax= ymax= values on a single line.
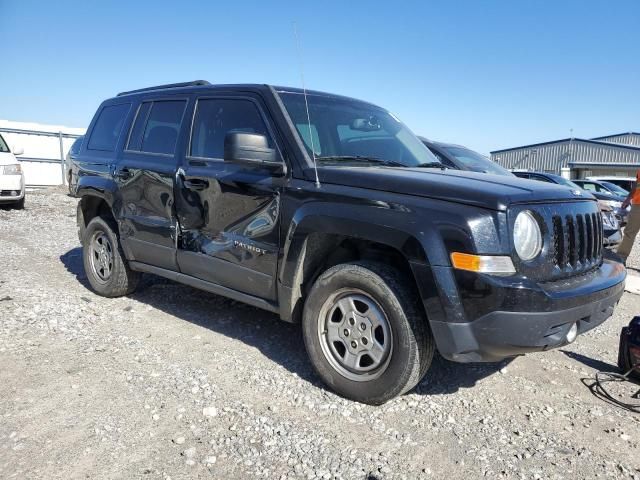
xmin=490 ymin=132 xmax=640 ymax=179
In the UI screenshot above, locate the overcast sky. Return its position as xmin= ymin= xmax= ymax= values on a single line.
xmin=1 ymin=0 xmax=639 ymax=154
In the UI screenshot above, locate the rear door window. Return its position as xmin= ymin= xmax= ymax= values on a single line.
xmin=127 ymin=100 xmax=187 ymax=155
xmin=127 ymin=102 xmax=152 ymax=151
xmin=87 ymin=103 xmax=130 ymax=151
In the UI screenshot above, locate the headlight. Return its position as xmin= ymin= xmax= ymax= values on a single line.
xmin=513 ymin=210 xmax=542 ymax=261
xmin=601 ymin=211 xmax=619 ymax=230
xmin=602 ymin=199 xmax=622 ymax=209
xmin=2 ymin=164 xmax=22 ymax=175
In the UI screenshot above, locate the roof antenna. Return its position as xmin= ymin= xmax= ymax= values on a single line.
xmin=293 ymin=21 xmax=320 ymax=188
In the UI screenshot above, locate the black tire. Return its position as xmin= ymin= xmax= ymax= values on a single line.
xmin=82 ymin=216 xmax=140 ymax=297
xmin=302 ymin=261 xmax=434 ymax=405
xmin=68 ymin=172 xmax=74 ymax=195
xmin=13 ymin=196 xmax=25 ymax=210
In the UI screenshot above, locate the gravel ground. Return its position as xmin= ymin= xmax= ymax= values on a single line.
xmin=1 ymin=188 xmax=639 ymax=480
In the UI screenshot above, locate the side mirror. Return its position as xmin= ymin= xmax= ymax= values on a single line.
xmin=224 ymin=132 xmax=279 ymax=167
xmin=12 ymin=145 xmax=24 ymax=156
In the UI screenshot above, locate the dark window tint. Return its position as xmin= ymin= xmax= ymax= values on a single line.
xmin=139 ymin=101 xmax=186 ymax=155
xmin=190 ymin=99 xmax=272 ymax=159
xmin=127 ymin=102 xmax=152 ymax=151
xmin=442 ymin=146 xmax=512 ymax=176
xmin=69 ymin=136 xmax=83 ymax=155
xmin=87 ymin=104 xmax=130 ymax=151
xmin=530 ymin=175 xmax=554 ymax=183
xmin=0 ymin=133 xmax=10 ymax=153
xmin=280 ymin=92 xmax=437 ymax=167
xmin=426 ymin=146 xmax=457 ymax=169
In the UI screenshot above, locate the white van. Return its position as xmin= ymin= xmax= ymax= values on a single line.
xmin=0 ymin=133 xmax=25 ymax=209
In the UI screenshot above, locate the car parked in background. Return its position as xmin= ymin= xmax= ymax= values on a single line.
xmin=0 ymin=133 xmax=25 ymax=209
xmin=590 ymin=180 xmax=630 ymax=197
xmin=66 ymin=136 xmax=84 ymax=194
xmin=420 ymin=138 xmax=513 ymax=176
xmin=572 ymin=179 xmax=629 ymax=224
xmin=513 ymin=172 xmax=627 ymax=218
xmin=586 ymin=176 xmax=635 ymax=194
xmin=573 ymin=179 xmax=628 ymax=202
xmin=512 ymin=171 xmax=622 ymax=247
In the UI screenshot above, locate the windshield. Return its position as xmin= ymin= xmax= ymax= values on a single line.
xmin=279 ymin=92 xmax=439 ymax=167
xmin=600 ymin=181 xmax=629 ymax=196
xmin=442 ymin=146 xmax=513 ymax=176
xmin=0 ymin=134 xmax=9 ymax=153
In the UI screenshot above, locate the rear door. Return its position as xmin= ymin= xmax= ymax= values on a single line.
xmin=114 ymin=97 xmax=190 ymax=270
xmin=174 ymin=94 xmax=284 ymax=301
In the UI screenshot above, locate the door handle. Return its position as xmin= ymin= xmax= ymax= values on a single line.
xmin=183 ymin=178 xmax=209 ymax=191
xmin=114 ymin=167 xmax=132 ymax=180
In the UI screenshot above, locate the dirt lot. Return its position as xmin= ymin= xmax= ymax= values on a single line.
xmin=1 ymin=188 xmax=639 ymax=480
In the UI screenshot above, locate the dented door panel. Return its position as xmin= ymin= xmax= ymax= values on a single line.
xmin=175 ymin=162 xmax=281 ymax=299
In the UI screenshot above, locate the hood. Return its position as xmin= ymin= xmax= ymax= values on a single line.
xmin=0 ymin=152 xmax=19 ymax=166
xmin=314 ymin=166 xmax=595 ymax=211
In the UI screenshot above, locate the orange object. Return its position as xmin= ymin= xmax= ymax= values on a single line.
xmin=632 ymin=170 xmax=640 ymax=205
xmin=451 ymin=252 xmax=481 ymax=271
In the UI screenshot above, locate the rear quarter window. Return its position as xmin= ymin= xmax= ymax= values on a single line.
xmin=70 ymin=137 xmax=84 ymax=155
xmin=87 ymin=103 xmax=131 ymax=151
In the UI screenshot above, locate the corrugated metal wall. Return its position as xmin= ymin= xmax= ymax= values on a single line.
xmin=491 ymin=140 xmax=572 ymax=173
xmin=491 ymin=140 xmax=640 ymax=175
xmin=592 ymin=133 xmax=640 ymax=146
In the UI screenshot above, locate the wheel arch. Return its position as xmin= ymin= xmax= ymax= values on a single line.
xmin=277 ymin=211 xmax=435 ymax=324
xmin=76 ymin=189 xmax=117 ymax=244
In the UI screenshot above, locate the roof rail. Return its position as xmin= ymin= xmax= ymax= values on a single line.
xmin=116 ymin=80 xmax=211 ymax=97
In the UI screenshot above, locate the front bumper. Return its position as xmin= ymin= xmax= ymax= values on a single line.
xmin=425 ymin=259 xmax=626 ymax=362
xmin=0 ymin=174 xmax=25 ymax=202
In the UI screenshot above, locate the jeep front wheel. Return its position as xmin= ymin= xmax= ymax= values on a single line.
xmin=82 ymin=216 xmax=140 ymax=297
xmin=302 ymin=261 xmax=434 ymax=405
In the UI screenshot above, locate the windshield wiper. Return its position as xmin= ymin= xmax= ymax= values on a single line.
xmin=415 ymin=161 xmax=447 ymax=169
xmin=315 ymin=155 xmax=407 ymax=167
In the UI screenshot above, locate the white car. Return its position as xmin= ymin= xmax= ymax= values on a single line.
xmin=0 ymin=133 xmax=25 ymax=209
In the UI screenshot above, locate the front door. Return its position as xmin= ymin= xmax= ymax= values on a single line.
xmin=174 ymin=95 xmax=284 ymax=301
xmin=115 ymin=98 xmax=189 ymax=270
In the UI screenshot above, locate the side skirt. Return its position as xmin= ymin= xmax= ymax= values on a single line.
xmin=129 ymin=261 xmax=279 ymax=314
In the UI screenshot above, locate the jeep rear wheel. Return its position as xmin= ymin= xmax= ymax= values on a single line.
xmin=302 ymin=261 xmax=434 ymax=405
xmin=82 ymin=216 xmax=140 ymax=297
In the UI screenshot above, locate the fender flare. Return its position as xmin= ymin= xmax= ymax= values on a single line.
xmin=76 ymin=177 xmax=119 ymax=242
xmin=277 ymin=202 xmax=441 ymax=322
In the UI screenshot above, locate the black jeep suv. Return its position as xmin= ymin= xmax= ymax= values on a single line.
xmin=74 ymin=81 xmax=626 ymax=404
